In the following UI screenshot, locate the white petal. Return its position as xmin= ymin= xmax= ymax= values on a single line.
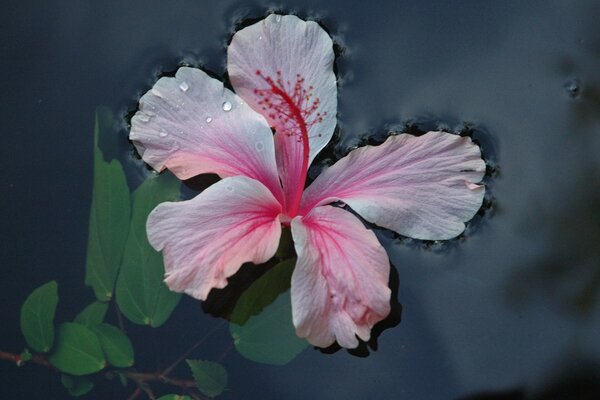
xmin=291 ymin=206 xmax=391 ymax=348
xmin=147 ymin=176 xmax=282 ymax=300
xmin=130 ymin=67 xmax=282 ymax=201
xmin=301 ymin=132 xmax=486 ymax=240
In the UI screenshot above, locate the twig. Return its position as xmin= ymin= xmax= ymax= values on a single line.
xmin=1 ymin=349 xmax=196 ymax=394
xmin=217 ymin=341 xmax=234 ymax=363
xmin=140 ymin=384 xmax=156 ymax=400
xmin=127 ymin=387 xmax=142 ymax=400
xmin=0 ymin=350 xmax=53 ymax=368
xmin=161 ymin=320 xmax=226 ymax=377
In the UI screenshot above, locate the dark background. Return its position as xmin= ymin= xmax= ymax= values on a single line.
xmin=1 ymin=1 xmax=600 ymax=399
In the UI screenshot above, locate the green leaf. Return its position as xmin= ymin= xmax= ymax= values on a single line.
xmin=230 ymin=259 xmax=295 ymax=326
xmin=157 ymin=396 xmax=192 ymax=400
xmin=20 ymin=349 xmax=32 ymax=362
xmin=49 ymin=323 xmax=106 ymax=375
xmin=20 ymin=280 xmax=58 ymax=352
xmin=186 ymin=359 xmax=227 ymax=398
xmin=274 ymin=227 xmax=295 ymax=260
xmin=85 ymin=107 xmax=131 ymax=301
xmin=61 ymin=374 xmax=94 ymax=396
xmin=116 ymin=173 xmax=181 ymax=327
xmin=74 ymin=301 xmax=108 ymax=326
xmin=230 ymin=259 xmax=308 ymax=365
xmin=90 ymin=323 xmax=134 ymax=368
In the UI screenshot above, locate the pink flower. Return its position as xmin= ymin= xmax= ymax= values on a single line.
xmin=129 ymin=14 xmax=486 ymax=348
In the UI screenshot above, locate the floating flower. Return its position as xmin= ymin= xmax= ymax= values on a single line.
xmin=129 ymin=14 xmax=486 ymax=348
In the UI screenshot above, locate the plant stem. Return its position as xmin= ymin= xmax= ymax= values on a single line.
xmin=161 ymin=320 xmax=226 ymax=377
xmin=0 ymin=349 xmax=197 ymax=397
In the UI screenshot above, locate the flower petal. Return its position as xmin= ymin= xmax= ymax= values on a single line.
xmin=300 ymin=131 xmax=486 ymax=240
xmin=147 ymin=176 xmax=282 ymax=300
xmin=130 ymin=67 xmax=282 ymax=201
xmin=290 ymin=206 xmax=391 ymax=348
xmin=228 ymin=14 xmax=337 ymax=215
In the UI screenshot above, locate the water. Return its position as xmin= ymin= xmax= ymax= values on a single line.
xmin=2 ymin=1 xmax=600 ymax=399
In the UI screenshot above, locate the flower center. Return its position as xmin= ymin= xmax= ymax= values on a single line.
xmin=253 ymin=70 xmax=326 ymax=217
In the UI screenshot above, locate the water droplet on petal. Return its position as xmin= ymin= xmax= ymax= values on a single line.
xmin=226 ymin=185 xmax=234 ymax=192
xmin=255 ymin=141 xmax=264 ymax=151
xmin=222 ymin=101 xmax=232 ymax=111
xmin=275 ymin=15 xmax=281 ymax=22
xmin=179 ymin=81 xmax=189 ymax=92
xmin=137 ymin=114 xmax=150 ymax=122
xmin=159 ymin=130 xmax=168 ymax=138
xmin=206 ymin=116 xmax=212 ymax=123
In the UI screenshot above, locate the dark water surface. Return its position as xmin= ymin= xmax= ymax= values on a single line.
xmin=2 ymin=1 xmax=600 ymax=398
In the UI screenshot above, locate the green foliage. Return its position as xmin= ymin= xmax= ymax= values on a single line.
xmin=10 ymin=108 xmax=238 ymax=398
xmin=186 ymin=359 xmax=227 ymax=398
xmin=85 ymin=107 xmax=131 ymax=301
xmin=74 ymin=301 xmax=108 ymax=326
xmin=275 ymin=227 xmax=295 ymax=259
xmin=20 ymin=280 xmax=58 ymax=353
xmin=230 ymin=259 xmax=308 ymax=365
xmin=49 ymin=323 xmax=106 ymax=376
xmin=19 ymin=349 xmax=32 ymax=362
xmin=90 ymin=323 xmax=134 ymax=368
xmin=116 ymin=173 xmax=181 ymax=327
xmin=61 ymin=374 xmax=94 ymax=396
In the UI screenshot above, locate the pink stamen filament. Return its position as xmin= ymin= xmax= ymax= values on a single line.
xmin=254 ymin=70 xmax=326 ymax=217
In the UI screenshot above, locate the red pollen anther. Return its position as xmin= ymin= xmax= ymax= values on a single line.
xmin=253 ymin=69 xmax=327 ymax=141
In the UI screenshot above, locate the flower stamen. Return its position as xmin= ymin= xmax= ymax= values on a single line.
xmin=253 ymin=69 xmax=326 ymax=216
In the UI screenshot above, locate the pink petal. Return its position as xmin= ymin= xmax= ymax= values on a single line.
xmin=228 ymin=14 xmax=337 ymax=216
xmin=290 ymin=206 xmax=391 ymax=348
xmin=147 ymin=176 xmax=282 ymax=300
xmin=300 ymin=131 xmax=486 ymax=240
xmin=130 ymin=67 xmax=282 ymax=202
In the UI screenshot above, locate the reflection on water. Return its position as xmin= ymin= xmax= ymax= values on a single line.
xmin=461 ymin=357 xmax=600 ymax=400
xmin=507 ymin=165 xmax=600 ymax=317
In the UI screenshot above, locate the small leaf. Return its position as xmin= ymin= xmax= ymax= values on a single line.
xmin=49 ymin=323 xmax=106 ymax=375
xmin=90 ymin=323 xmax=134 ymax=368
xmin=186 ymin=359 xmax=227 ymax=398
xmin=61 ymin=374 xmax=94 ymax=396
xmin=85 ymin=107 xmax=131 ymax=301
xmin=116 ymin=173 xmax=181 ymax=327
xmin=157 ymin=396 xmax=192 ymax=400
xmin=20 ymin=280 xmax=58 ymax=352
xmin=74 ymin=301 xmax=108 ymax=326
xmin=230 ymin=259 xmax=308 ymax=365
xmin=20 ymin=349 xmax=32 ymax=362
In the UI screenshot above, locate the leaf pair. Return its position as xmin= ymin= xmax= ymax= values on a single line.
xmin=20 ymin=282 xmax=134 ymax=376
xmin=85 ymin=107 xmax=181 ymax=326
xmin=50 ymin=321 xmax=134 ymax=374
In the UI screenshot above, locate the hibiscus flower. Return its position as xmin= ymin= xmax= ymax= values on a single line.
xmin=129 ymin=14 xmax=486 ymax=348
